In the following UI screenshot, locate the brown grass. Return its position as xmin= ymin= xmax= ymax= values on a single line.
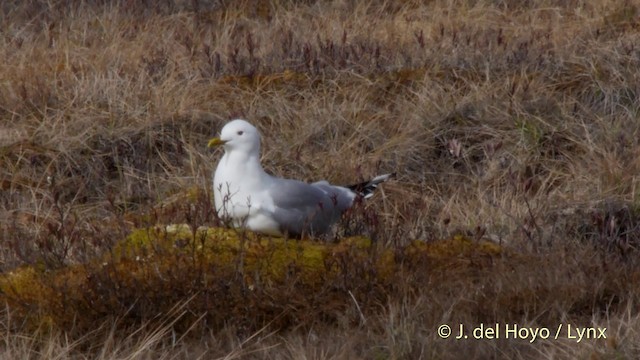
xmin=1 ymin=0 xmax=640 ymax=358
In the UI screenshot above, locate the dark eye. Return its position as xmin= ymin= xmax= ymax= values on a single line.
xmin=237 ymin=131 xmax=244 ymax=135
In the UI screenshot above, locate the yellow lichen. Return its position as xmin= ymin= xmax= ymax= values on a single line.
xmin=0 ymin=227 xmax=502 ymax=334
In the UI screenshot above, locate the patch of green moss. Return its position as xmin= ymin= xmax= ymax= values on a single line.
xmin=116 ymin=226 xmax=375 ymax=285
xmin=0 ymin=228 xmax=502 ymax=335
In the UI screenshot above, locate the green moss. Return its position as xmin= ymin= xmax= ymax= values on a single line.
xmin=117 ymin=226 xmax=361 ymax=284
xmin=0 ymin=228 xmax=502 ymax=335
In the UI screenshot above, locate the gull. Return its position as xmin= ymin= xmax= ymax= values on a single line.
xmin=208 ymin=119 xmax=393 ymax=237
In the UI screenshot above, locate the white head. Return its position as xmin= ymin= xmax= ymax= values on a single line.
xmin=208 ymin=119 xmax=261 ymax=155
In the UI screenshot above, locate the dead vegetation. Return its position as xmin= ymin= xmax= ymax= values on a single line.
xmin=1 ymin=0 xmax=640 ymax=359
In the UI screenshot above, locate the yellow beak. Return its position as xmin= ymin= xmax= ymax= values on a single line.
xmin=207 ymin=137 xmax=227 ymax=148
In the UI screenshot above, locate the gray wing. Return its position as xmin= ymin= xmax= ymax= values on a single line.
xmin=267 ymin=178 xmax=355 ymax=236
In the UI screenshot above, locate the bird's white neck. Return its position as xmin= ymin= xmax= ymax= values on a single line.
xmin=217 ymin=149 xmax=268 ymax=182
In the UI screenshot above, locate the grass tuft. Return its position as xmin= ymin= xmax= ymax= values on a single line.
xmin=2 ymin=0 xmax=640 ymax=358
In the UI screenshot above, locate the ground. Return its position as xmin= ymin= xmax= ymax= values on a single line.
xmin=1 ymin=1 xmax=640 ymax=359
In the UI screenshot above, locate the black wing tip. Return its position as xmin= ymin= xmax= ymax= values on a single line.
xmin=348 ymin=172 xmax=396 ymax=199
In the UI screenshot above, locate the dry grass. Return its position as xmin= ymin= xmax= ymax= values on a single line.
xmin=1 ymin=0 xmax=640 ymax=358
